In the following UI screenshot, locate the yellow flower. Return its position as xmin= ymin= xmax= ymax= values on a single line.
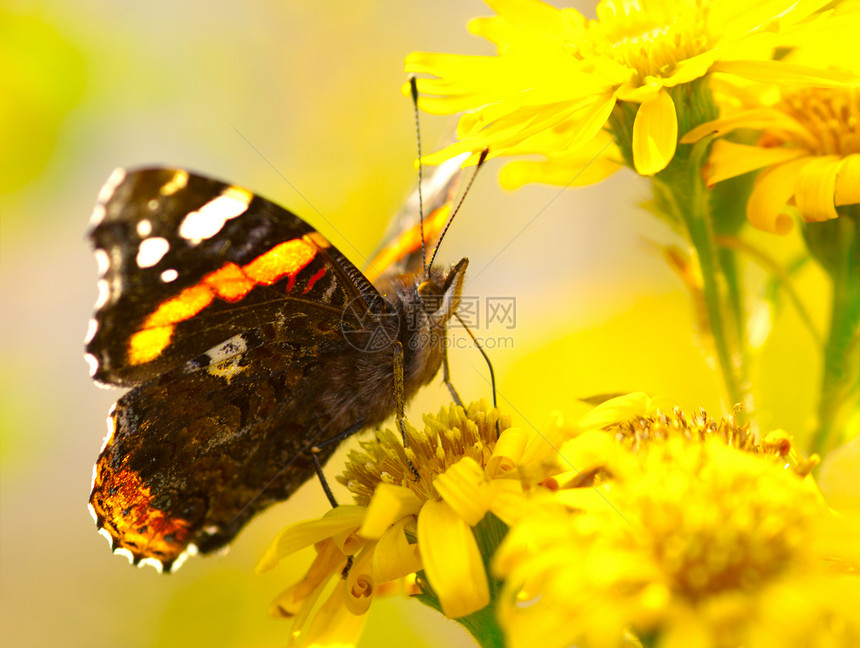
xmin=407 ymin=0 xmax=857 ymax=179
xmin=258 ymin=401 xmax=552 ymax=647
xmin=683 ymin=84 xmax=859 ymax=233
xmin=494 ymin=398 xmax=860 ymax=648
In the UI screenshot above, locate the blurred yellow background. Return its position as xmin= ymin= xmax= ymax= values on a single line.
xmin=0 ymin=1 xmax=826 ymax=647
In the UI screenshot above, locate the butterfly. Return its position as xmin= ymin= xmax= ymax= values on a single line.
xmin=85 ymin=153 xmax=474 ymax=572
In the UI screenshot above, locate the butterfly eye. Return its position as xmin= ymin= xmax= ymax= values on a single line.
xmin=417 ymin=280 xmax=443 ymax=311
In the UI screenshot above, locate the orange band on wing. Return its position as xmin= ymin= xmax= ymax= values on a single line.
xmin=203 ymin=262 xmax=256 ymax=302
xmin=243 ymin=238 xmax=317 ymax=285
xmin=364 ymin=205 xmax=450 ymax=283
xmin=127 ymin=235 xmax=323 ymax=365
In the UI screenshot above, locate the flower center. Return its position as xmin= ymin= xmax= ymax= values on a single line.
xmin=339 ymin=402 xmax=508 ymax=507
xmin=585 ymin=1 xmax=711 ymax=83
xmin=764 ymin=87 xmax=860 ymax=157
xmin=630 ymin=441 xmax=817 ymax=601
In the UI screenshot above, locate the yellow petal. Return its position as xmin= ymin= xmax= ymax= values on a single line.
xmin=487 ymin=426 xmax=528 ymax=476
xmin=681 ymin=109 xmax=807 ymax=144
xmin=554 ymin=483 xmax=618 ymax=513
xmin=434 ymin=456 xmax=492 ymax=526
xmin=519 ymin=412 xmax=567 ymax=469
xmin=269 ymin=540 xmax=345 ymax=618
xmin=417 ymin=498 xmax=490 ymax=618
xmin=795 ymin=156 xmax=840 ymax=222
xmin=746 ymin=158 xmax=810 ymax=234
xmin=577 ymin=392 xmax=650 ymax=430
xmin=667 ymin=50 xmax=720 ymax=86
xmin=359 ymin=484 xmax=422 ymax=539
xmin=632 ymin=89 xmax=678 ymax=175
xmin=499 ymin=154 xmax=621 ymax=189
xmin=292 ymin=581 xmax=367 ymax=648
xmin=704 ymin=140 xmax=806 ymax=187
xmin=467 ymin=0 xmax=570 ymax=51
xmin=834 ymin=153 xmax=860 ymax=206
xmin=371 ymin=516 xmax=423 ymax=583
xmin=488 ymin=479 xmax=527 ymax=525
xmin=344 ymin=545 xmax=376 ymax=615
xmin=556 ymin=430 xmax=617 ymax=476
xmin=713 ymin=59 xmax=860 ymax=87
xmin=257 ymin=506 xmax=367 ymax=573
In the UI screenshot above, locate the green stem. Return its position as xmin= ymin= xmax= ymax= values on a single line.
xmin=413 ymin=513 xmax=509 ymax=648
xmin=807 ymin=207 xmax=860 ymax=456
xmin=716 ymin=236 xmax=823 ymax=348
xmin=612 ymin=80 xmax=752 ymax=417
xmin=655 ymin=160 xmax=750 ymax=416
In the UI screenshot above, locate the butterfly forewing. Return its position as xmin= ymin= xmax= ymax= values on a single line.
xmin=86 ymin=168 xmax=380 ymax=387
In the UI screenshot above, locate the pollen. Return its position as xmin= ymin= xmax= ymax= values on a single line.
xmin=339 ymin=401 xmax=510 ymax=506
xmin=586 ymin=3 xmax=711 ymax=83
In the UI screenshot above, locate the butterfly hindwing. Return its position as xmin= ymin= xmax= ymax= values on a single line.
xmin=89 ymin=331 xmax=346 ymax=571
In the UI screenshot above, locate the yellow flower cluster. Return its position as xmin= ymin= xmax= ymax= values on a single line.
xmin=496 ymin=394 xmax=860 ymax=648
xmin=257 ymin=401 xmax=557 ymax=647
xmin=407 ymin=0 xmax=860 ymax=230
xmin=261 ymin=396 xmax=860 ymax=648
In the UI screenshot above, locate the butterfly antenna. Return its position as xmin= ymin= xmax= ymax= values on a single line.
xmin=409 ymin=75 xmax=428 ymax=277
xmin=428 ymin=147 xmax=489 ymax=270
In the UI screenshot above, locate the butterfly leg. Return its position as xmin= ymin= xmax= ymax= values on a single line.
xmin=393 ymin=340 xmax=407 ymax=445
xmin=311 ymin=419 xmax=365 ymax=508
xmin=311 ymin=452 xmax=339 ymax=508
xmin=441 ymin=344 xmax=464 ymax=408
xmin=393 ymin=341 xmax=421 ymax=479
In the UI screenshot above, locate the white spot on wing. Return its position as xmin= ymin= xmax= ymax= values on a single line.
xmin=160 ymin=268 xmax=178 ymax=283
xmin=95 ymin=279 xmax=109 ymax=309
xmin=84 ymin=319 xmax=98 ymax=344
xmin=94 ymin=248 xmax=110 ymax=277
xmin=113 ymin=547 xmax=138 ymax=568
xmin=178 ymin=187 xmax=251 ymax=245
xmin=137 ymin=219 xmax=152 ymax=237
xmin=136 ymin=237 xmax=170 ymax=268
xmin=98 ymin=527 xmax=115 ymax=546
xmin=91 ymin=168 xmax=127 ymax=225
xmin=205 ymin=334 xmax=248 ymax=383
xmin=100 ymin=403 xmax=117 ymax=453
xmin=88 ymin=502 xmax=99 ymax=525
xmin=85 ymin=353 xmax=99 ymax=377
xmin=98 ymin=168 xmax=127 ymax=204
xmin=168 ymin=545 xmax=196 ymax=573
xmin=91 ymin=204 xmax=106 ymax=226
xmin=138 ymin=557 xmax=166 ymax=573
xmin=107 ymin=245 xmax=124 ymax=303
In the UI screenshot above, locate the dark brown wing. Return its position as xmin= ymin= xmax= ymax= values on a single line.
xmin=86 ymin=167 xmax=396 ymax=571
xmin=86 ymin=168 xmax=382 ymax=387
xmin=88 ymin=322 xmax=371 ymax=572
